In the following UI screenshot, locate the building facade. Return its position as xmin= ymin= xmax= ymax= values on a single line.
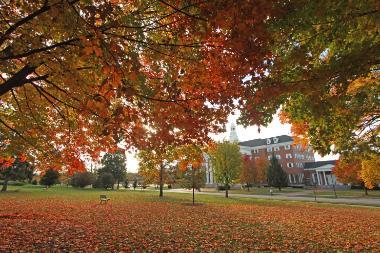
xmin=239 ymin=135 xmax=315 ymax=185
xmin=205 ymin=123 xmax=339 ymax=187
xmin=304 ymin=160 xmax=340 ymax=186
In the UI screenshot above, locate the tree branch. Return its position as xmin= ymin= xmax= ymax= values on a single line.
xmin=0 ymin=65 xmax=37 ymax=96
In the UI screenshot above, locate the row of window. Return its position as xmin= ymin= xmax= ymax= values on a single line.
xmin=287 ymin=162 xmax=304 ymax=168
xmin=267 ymin=153 xmax=293 ymax=160
xmin=264 ymin=144 xmax=291 ymax=153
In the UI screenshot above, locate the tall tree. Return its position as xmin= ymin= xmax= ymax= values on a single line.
xmin=99 ymin=150 xmax=126 ymax=189
xmin=240 ymin=155 xmax=255 ymax=191
xmin=209 ymin=141 xmax=242 ymax=198
xmin=267 ymin=155 xmax=287 ymax=191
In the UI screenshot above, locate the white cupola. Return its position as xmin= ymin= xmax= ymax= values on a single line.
xmin=228 ymin=122 xmax=239 ymax=142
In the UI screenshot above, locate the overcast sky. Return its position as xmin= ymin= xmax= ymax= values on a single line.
xmin=125 ymin=112 xmax=339 ymax=172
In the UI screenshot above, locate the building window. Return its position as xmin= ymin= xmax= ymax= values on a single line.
xmin=268 ymin=155 xmax=272 ymax=160
xmin=276 ymin=154 xmax=281 ymax=159
xmin=274 ymin=146 xmax=280 ymax=151
xmin=287 ymin=162 xmax=294 ymax=168
xmin=286 ymin=153 xmax=292 ymax=159
xmin=266 ymin=139 xmax=271 ymax=145
xmin=273 ymin=137 xmax=279 ymax=143
xmin=285 ymin=144 xmax=291 ymax=150
xmin=253 ymin=149 xmax=258 ymax=154
xmin=267 ymin=147 xmax=272 ymax=152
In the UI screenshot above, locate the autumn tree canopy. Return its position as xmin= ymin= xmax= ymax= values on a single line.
xmin=239 ymin=0 xmax=379 ymax=156
xmin=2 ymin=1 xmax=377 ymax=174
xmin=0 ymin=0 xmax=277 ymax=171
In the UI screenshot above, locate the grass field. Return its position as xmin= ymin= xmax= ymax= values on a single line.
xmin=1 ymin=185 xmax=380 ymax=252
xmin=202 ymin=187 xmax=380 ymax=198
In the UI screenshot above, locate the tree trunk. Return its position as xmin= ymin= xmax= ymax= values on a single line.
xmin=278 ymin=187 xmax=281 ymax=191
xmin=225 ymin=184 xmax=229 ymax=198
xmin=364 ymin=187 xmax=368 ymax=196
xmin=117 ymin=179 xmax=120 ymax=190
xmin=159 ymin=165 xmax=163 ymax=198
xmin=1 ymin=177 xmax=9 ymax=192
xmin=247 ymin=184 xmax=250 ymax=191
xmin=192 ymin=166 xmax=195 ymax=205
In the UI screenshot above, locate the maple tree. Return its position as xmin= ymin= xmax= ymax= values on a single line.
xmin=333 ymin=157 xmax=370 ymax=195
xmin=255 ymin=155 xmax=269 ymax=185
xmin=240 ymin=155 xmax=256 ymax=191
xmin=138 ymin=148 xmax=176 ymax=197
xmin=175 ymin=144 xmax=205 ymax=204
xmin=361 ymin=154 xmax=380 ymax=190
xmin=239 ymin=1 xmax=379 ymax=157
xmin=209 ymin=141 xmax=242 ymax=198
xmin=0 ymin=0 xmax=277 ymax=173
xmin=334 ymin=154 xmax=380 ymax=192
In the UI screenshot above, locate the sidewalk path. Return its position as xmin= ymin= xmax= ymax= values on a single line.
xmin=167 ymin=189 xmax=380 ymax=207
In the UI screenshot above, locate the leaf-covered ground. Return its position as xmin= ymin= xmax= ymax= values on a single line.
xmin=1 ymin=187 xmax=379 ymax=252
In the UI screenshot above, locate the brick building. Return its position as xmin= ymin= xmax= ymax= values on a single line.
xmin=239 ymin=135 xmax=315 ymax=185
xmin=205 ymin=123 xmax=338 ymax=187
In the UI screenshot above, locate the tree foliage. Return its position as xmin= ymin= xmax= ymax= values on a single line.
xmin=0 ymin=155 xmax=33 ymax=191
xmin=138 ymin=148 xmax=176 ymax=197
xmin=99 ymin=150 xmax=126 ymax=189
xmin=209 ymin=141 xmax=242 ymax=198
xmin=361 ymin=154 xmax=380 ymax=189
xmin=240 ymin=155 xmax=255 ymax=191
xmin=95 ymin=172 xmax=115 ymax=190
xmin=334 ymin=155 xmax=380 ymax=190
xmin=239 ymin=1 xmax=379 ymax=157
xmin=40 ymin=169 xmax=60 ymax=187
xmin=255 ymin=156 xmax=269 ymax=185
xmin=267 ymin=155 xmax=287 ymax=191
xmin=0 ymin=0 xmax=277 ymax=173
xmin=70 ymin=171 xmax=95 ymax=188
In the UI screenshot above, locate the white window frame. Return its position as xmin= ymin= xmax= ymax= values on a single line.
xmin=267 ymin=147 xmax=272 ymax=152
xmin=268 ymin=155 xmax=272 ymax=160
xmin=266 ymin=139 xmax=271 ymax=145
xmin=286 ymin=153 xmax=292 ymax=159
xmin=276 ymin=154 xmax=281 ymax=159
xmin=285 ymin=144 xmax=291 ymax=150
xmin=287 ymin=162 xmax=294 ymax=168
xmin=274 ymin=146 xmax=280 ymax=151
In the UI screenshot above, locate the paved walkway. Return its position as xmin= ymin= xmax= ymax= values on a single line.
xmin=167 ymin=189 xmax=380 ymax=207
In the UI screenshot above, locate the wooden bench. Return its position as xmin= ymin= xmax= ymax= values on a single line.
xmin=99 ymin=195 xmax=110 ymax=204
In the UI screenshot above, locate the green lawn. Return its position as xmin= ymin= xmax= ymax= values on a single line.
xmin=1 ymin=185 xmax=379 ymax=252
xmin=201 ymin=186 xmax=380 ymax=198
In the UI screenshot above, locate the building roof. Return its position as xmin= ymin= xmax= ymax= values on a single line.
xmin=304 ymin=160 xmax=336 ymax=169
xmin=238 ymin=135 xmax=293 ymax=147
